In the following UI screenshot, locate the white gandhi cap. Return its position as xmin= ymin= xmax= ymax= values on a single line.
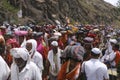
xmin=51 ymin=41 xmax=58 ymax=46
xmin=91 ymin=48 xmax=101 ymax=54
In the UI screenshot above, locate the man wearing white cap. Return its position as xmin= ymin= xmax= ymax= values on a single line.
xmin=10 ymin=48 xmax=42 ymax=80
xmin=81 ymin=48 xmax=109 ymax=80
xmin=46 ymin=41 xmax=62 ymax=80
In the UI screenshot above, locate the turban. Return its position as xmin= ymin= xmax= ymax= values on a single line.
xmin=53 ymin=32 xmax=62 ymax=36
xmin=10 ymin=48 xmax=29 ymax=61
xmin=106 ymin=34 xmax=111 ymax=38
xmin=109 ymin=39 xmax=117 ymax=44
xmin=93 ymin=29 xmax=99 ymax=32
xmin=84 ymin=37 xmax=94 ymax=43
xmin=6 ymin=38 xmax=19 ymax=48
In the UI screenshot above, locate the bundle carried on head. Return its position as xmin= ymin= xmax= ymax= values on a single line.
xmin=61 ymin=45 xmax=85 ymax=62
xmin=83 ymin=37 xmax=94 ymax=43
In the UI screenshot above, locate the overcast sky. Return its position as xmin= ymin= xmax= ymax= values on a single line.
xmin=104 ymin=0 xmax=118 ymax=6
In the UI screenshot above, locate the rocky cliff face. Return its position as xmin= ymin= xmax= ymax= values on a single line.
xmin=0 ymin=0 xmax=120 ymax=25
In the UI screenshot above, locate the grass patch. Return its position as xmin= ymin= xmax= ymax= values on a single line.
xmin=1 ymin=0 xmax=18 ymax=13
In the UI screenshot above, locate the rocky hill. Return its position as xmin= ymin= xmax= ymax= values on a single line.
xmin=0 ymin=0 xmax=120 ymax=25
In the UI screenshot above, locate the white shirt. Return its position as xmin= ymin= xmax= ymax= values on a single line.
xmin=101 ymin=50 xmax=116 ymax=66
xmin=11 ymin=61 xmax=42 ymax=80
xmin=0 ymin=56 xmax=10 ymax=80
xmin=47 ymin=48 xmax=62 ymax=76
xmin=31 ymin=51 xmax=44 ymax=72
xmin=81 ymin=59 xmax=109 ymax=80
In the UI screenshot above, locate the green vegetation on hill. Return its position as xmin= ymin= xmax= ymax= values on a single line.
xmin=1 ymin=0 xmax=18 ymax=12
xmin=0 ymin=0 xmax=19 ymax=24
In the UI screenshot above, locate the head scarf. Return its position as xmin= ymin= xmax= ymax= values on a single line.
xmin=10 ymin=48 xmax=29 ymax=61
xmin=6 ymin=38 xmax=19 ymax=48
xmin=26 ymin=39 xmax=37 ymax=55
